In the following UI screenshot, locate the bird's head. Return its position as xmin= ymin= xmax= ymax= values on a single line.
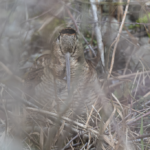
xmin=56 ymin=27 xmax=79 ymax=93
xmin=56 ymin=27 xmax=78 ymax=56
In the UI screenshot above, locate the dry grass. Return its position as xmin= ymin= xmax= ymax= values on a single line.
xmin=0 ymin=0 xmax=150 ymax=149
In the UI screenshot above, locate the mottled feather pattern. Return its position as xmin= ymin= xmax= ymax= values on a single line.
xmin=25 ymin=28 xmax=103 ymax=116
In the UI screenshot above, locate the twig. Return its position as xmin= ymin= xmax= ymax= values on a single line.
xmin=90 ymin=0 xmax=105 ymax=66
xmin=26 ymin=107 xmax=99 ymax=135
xmin=62 ymin=133 xmax=80 ymax=150
xmin=128 ymin=110 xmax=150 ymax=125
xmin=76 ymin=0 xmax=147 ymax=5
xmin=112 ymin=93 xmax=123 ymax=110
xmin=131 ymin=134 xmax=150 ymax=140
xmin=107 ymin=0 xmax=130 ymax=79
xmin=63 ymin=143 xmax=81 ymax=150
xmin=76 ymin=20 xmax=150 ymax=26
xmin=85 ymin=100 xmax=97 ymax=127
xmin=26 ymin=107 xmax=115 ymax=147
xmin=80 ymin=142 xmax=87 ymax=150
xmin=100 ymin=70 xmax=150 ymax=82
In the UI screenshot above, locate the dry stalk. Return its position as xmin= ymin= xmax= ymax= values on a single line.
xmin=108 ymin=0 xmax=130 ymax=79
xmin=85 ymin=99 xmax=97 ymax=127
xmin=62 ymin=133 xmax=80 ymax=150
xmin=128 ymin=110 xmax=150 ymax=125
xmin=26 ymin=107 xmax=116 ymax=147
xmin=100 ymin=70 xmax=150 ymax=82
xmin=90 ymin=0 xmax=105 ymax=66
xmin=26 ymin=107 xmax=99 ymax=135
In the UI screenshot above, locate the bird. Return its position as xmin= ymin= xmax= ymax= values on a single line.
xmin=25 ymin=27 xmax=104 ymax=117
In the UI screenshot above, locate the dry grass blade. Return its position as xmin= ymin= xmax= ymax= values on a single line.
xmin=1 ymin=0 xmax=150 ymax=149
xmin=103 ymin=135 xmax=115 ymax=148
xmin=116 ymin=107 xmax=123 ymax=119
xmin=100 ymin=70 xmax=150 ymax=82
xmin=26 ymin=107 xmax=99 ymax=136
xmin=85 ymin=99 xmax=97 ymax=127
xmin=53 ymin=121 xmax=65 ymax=144
xmin=108 ymin=0 xmax=130 ymax=78
xmin=103 ymin=106 xmax=116 ymax=132
xmin=112 ymin=93 xmax=123 ymax=110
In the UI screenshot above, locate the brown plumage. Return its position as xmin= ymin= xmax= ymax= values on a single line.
xmin=25 ymin=27 xmax=104 ymax=116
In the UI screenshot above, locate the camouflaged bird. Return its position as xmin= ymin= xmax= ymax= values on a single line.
xmin=25 ymin=27 xmax=103 ymax=116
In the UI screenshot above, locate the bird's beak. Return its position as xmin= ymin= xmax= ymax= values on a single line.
xmin=65 ymin=52 xmax=71 ymax=93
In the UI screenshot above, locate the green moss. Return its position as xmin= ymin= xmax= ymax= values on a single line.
xmin=82 ymin=31 xmax=97 ymax=46
xmin=128 ymin=13 xmax=150 ymax=36
xmin=137 ymin=13 xmax=150 ymax=23
xmin=128 ymin=24 xmax=140 ymax=29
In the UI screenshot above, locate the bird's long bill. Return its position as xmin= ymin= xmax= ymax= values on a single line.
xmin=65 ymin=52 xmax=71 ymax=93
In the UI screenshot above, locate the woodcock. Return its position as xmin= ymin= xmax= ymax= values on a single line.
xmin=25 ymin=27 xmax=104 ymax=117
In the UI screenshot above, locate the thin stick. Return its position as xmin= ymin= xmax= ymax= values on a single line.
xmin=62 ymin=133 xmax=80 ymax=150
xmin=100 ymin=70 xmax=150 ymax=82
xmin=107 ymin=0 xmax=130 ymax=79
xmin=128 ymin=110 xmax=150 ymax=125
xmin=90 ymin=0 xmax=105 ymax=66
xmin=85 ymin=99 xmax=97 ymax=127
xmin=26 ymin=107 xmax=99 ymax=135
xmin=77 ymin=0 xmax=145 ymax=6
